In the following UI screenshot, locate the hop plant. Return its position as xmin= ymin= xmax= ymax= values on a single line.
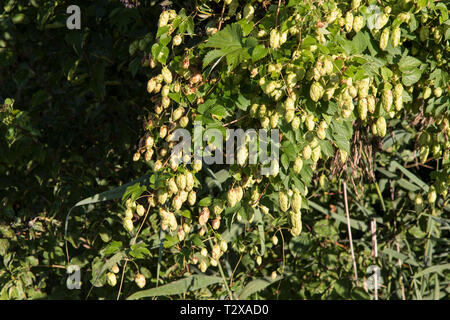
xmin=161 ymin=67 xmax=172 ymax=84
xmin=376 ymin=116 xmax=387 ymax=137
xmin=391 ymin=27 xmax=401 ymax=48
xmin=107 ymin=272 xmax=117 ymax=287
xmin=382 ymin=87 xmax=393 ymax=112
xmin=358 ymin=98 xmax=368 ymax=121
xmin=345 ymin=12 xmax=354 ymax=33
xmin=380 ymin=28 xmax=390 ymax=50
xmin=199 ymin=207 xmax=210 ymax=226
xmin=136 ymin=204 xmax=145 ymax=216
xmin=310 ymin=82 xmax=324 ymax=102
xmin=353 ymin=16 xmax=364 ymax=33
xmin=290 ymin=210 xmax=302 ymax=237
xmin=173 ymin=34 xmax=182 ymax=46
xmin=187 ymin=191 xmax=196 ymax=206
xmin=428 ymin=186 xmax=437 ymax=204
xmin=112 ymin=0 xmax=450 ymax=298
xmin=123 ymin=218 xmax=133 ymax=232
xmin=303 ymin=145 xmax=312 ymax=160
xmin=291 ymin=190 xmax=302 ymax=214
xmin=269 ymin=29 xmax=280 ymax=49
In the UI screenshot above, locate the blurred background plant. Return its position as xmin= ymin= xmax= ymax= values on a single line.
xmin=0 ymin=0 xmax=448 ymax=300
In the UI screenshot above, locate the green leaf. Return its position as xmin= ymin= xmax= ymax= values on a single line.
xmin=237 ymin=19 xmax=254 ymax=36
xmin=398 ymin=56 xmax=422 ymax=72
xmin=210 ymin=105 xmax=228 ymax=118
xmin=402 ymin=68 xmax=422 ymax=86
xmin=197 ymin=99 xmax=217 ymax=114
xmin=91 ymin=252 xmax=125 ymax=287
xmin=413 ymin=264 xmax=450 ymax=279
xmin=235 ymin=93 xmax=251 ymax=111
xmin=434 ymin=3 xmax=449 ymax=24
xmin=203 ymin=50 xmax=225 ymax=68
xmin=253 ymin=208 xmax=266 ymax=256
xmin=389 ymin=161 xmax=429 ymax=192
xmin=156 ymin=25 xmax=170 ymax=38
xmin=202 ymin=24 xmax=250 ymax=70
xmin=159 ymin=33 xmax=172 ymax=47
xmin=281 ymin=153 xmax=289 ymax=171
xmin=417 ymin=0 xmax=427 ymax=10
xmin=221 ymin=221 xmax=245 ymax=242
xmin=204 ymin=24 xmax=243 ymax=49
xmin=198 ymin=197 xmax=212 ymax=206
xmin=130 ymin=243 xmax=151 ymax=259
xmin=352 ymin=31 xmax=368 ymax=54
xmin=381 ymin=248 xmax=419 ymax=267
xmin=126 ymin=275 xmax=223 ymax=299
xmin=313 ymin=219 xmax=338 ymax=238
xmin=128 ymin=57 xmax=141 ymax=77
xmin=163 ymin=234 xmax=179 ymax=248
xmin=309 ymin=201 xmax=367 ymax=231
xmin=351 ymin=287 xmax=371 ymax=300
xmin=157 ymin=46 xmax=169 ymax=65
xmin=101 ymin=241 xmax=123 ymax=256
xmin=151 ymin=43 xmax=161 ymax=62
xmin=409 ymin=14 xmax=418 ymax=32
xmin=380 ymin=67 xmax=393 ymax=81
xmin=318 ymin=139 xmax=333 ymax=158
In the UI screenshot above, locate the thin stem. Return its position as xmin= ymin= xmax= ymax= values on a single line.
xmin=116 ymin=259 xmax=129 ymax=300
xmin=229 ymin=254 xmax=243 ymax=288
xmin=373 ymin=181 xmax=386 ymax=212
xmin=218 ymin=2 xmax=226 ymax=31
xmin=209 ymin=239 xmax=233 ymax=300
xmin=218 ymin=259 xmax=234 ymax=300
xmin=275 ymin=0 xmax=282 ymax=28
xmin=32 ymin=264 xmax=66 ymax=269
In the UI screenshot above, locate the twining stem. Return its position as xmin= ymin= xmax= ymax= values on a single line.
xmin=229 ymin=254 xmax=243 ymax=288
xmin=218 ymin=2 xmax=226 ymax=31
xmin=218 ymin=260 xmax=234 ymax=300
xmin=275 ymin=0 xmax=282 ymax=28
xmin=32 ymin=264 xmax=66 ymax=269
xmin=343 ymin=181 xmax=359 ymax=286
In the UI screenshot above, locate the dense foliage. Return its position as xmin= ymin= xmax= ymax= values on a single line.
xmin=0 ymin=0 xmax=449 ymax=300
